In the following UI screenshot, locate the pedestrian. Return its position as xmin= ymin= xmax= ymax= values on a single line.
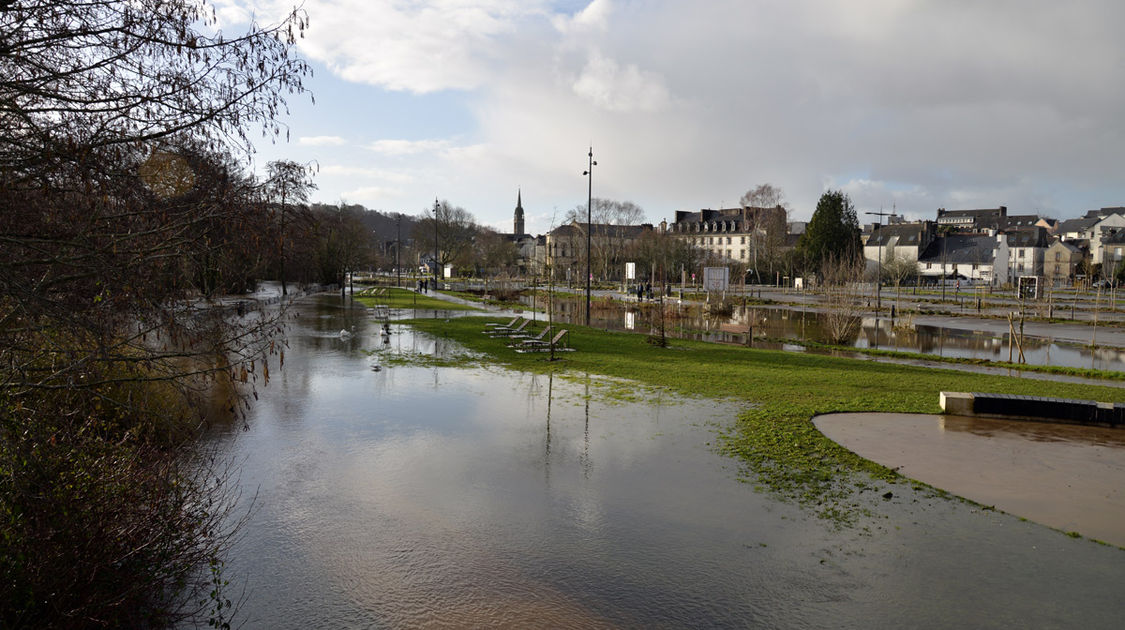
xmin=637 ymin=284 xmax=644 ymax=301
xmin=646 ymin=282 xmax=653 ymax=300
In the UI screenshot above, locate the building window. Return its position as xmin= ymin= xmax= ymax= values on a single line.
xmin=1018 ymin=263 xmax=1024 ymax=272
xmin=1018 ymin=249 xmax=1024 ymax=258
xmin=726 ymin=236 xmax=732 ymax=245
xmin=740 ymin=236 xmax=746 ymax=244
xmin=926 ymin=263 xmax=932 ymax=269
xmin=726 ymin=250 xmax=731 ymax=259
xmin=740 ymin=249 xmax=745 ymax=259
xmin=1055 ymin=252 xmax=1061 ymax=261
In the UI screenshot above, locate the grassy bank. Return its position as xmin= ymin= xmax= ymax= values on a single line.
xmin=356 ymin=287 xmax=481 ymax=311
xmin=402 ymin=316 xmax=1125 ymax=524
xmin=439 ymin=289 xmax=535 ymax=311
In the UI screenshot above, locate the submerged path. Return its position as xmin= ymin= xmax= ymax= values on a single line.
xmin=815 ymin=412 xmax=1125 ymax=546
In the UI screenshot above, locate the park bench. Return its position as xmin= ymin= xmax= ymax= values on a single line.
xmin=506 ymin=326 xmax=550 ymax=347
xmin=514 ymin=329 xmax=573 ymax=353
xmin=486 ymin=318 xmax=530 ymax=337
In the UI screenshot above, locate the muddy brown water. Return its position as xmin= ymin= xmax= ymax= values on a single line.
xmin=815 ymin=413 xmax=1125 ymax=547
xmin=191 ymin=296 xmax=1125 ymax=628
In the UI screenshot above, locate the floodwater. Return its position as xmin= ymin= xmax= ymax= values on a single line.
xmin=535 ymin=295 xmax=1125 ymax=371
xmin=815 ymin=412 xmax=1125 ymax=547
xmin=198 ymin=295 xmax=1125 ymax=629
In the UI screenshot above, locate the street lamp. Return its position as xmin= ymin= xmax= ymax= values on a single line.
xmin=583 ymin=147 xmax=596 ymax=326
xmin=865 ymin=209 xmax=897 ymax=312
xmin=432 ymin=198 xmax=440 ymax=292
xmin=395 ymin=215 xmax=401 ymax=288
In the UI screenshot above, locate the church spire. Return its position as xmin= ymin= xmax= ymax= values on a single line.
xmin=513 ymin=188 xmax=525 ymax=235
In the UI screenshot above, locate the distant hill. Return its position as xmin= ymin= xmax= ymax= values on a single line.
xmin=312 ymin=203 xmax=420 ymax=244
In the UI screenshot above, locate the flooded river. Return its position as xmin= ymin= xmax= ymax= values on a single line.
xmin=200 ymin=295 xmax=1125 ymax=628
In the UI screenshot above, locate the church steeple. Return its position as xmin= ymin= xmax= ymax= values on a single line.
xmin=513 ymin=188 xmax=525 ymax=235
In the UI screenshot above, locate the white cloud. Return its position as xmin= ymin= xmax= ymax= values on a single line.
xmin=367 ymin=139 xmax=452 ymax=156
xmin=343 ymin=185 xmax=405 ymax=203
xmin=233 ymin=0 xmax=1125 ymax=227
xmin=298 ymin=135 xmax=347 ymax=146
xmin=320 ymin=164 xmax=414 ymax=183
xmin=439 ymin=143 xmax=489 ymax=162
xmin=571 ymin=51 xmax=671 ymax=112
xmin=293 ymin=0 xmax=548 ymax=93
xmin=552 ymin=0 xmax=612 ymax=34
xmin=211 ymin=0 xmax=252 ymax=25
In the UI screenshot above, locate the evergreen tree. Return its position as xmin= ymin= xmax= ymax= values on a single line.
xmin=798 ymin=190 xmax=861 ymax=273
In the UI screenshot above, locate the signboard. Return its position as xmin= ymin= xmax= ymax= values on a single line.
xmin=443 ymin=264 xmax=453 ymax=279
xmin=703 ymin=266 xmax=729 ymax=292
xmin=625 ymin=262 xmax=636 ymax=281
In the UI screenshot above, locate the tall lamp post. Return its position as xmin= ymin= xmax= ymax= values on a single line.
xmin=395 ymin=215 xmax=401 ymax=288
xmin=583 ymin=147 xmax=596 ymax=326
xmin=432 ymin=198 xmax=440 ymax=291
xmin=865 ymin=209 xmax=897 ymax=312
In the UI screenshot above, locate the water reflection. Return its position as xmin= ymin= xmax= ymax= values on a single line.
xmin=529 ymin=295 xmax=1125 ymax=370
xmin=199 ymin=295 xmax=1125 ymax=629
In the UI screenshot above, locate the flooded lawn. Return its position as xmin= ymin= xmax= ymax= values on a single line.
xmin=200 ymin=296 xmax=1125 ymax=628
xmin=816 ymin=412 xmax=1125 ymax=547
xmin=536 ymin=295 xmax=1125 ymax=371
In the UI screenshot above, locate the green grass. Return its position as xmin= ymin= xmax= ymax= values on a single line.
xmin=401 ymin=315 xmax=1125 ymax=525
xmin=355 ymin=287 xmax=481 ymax=311
xmin=439 ymin=289 xmax=536 ymax=311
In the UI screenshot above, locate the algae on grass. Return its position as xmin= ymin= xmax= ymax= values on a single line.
xmin=396 ymin=315 xmax=1125 ymax=529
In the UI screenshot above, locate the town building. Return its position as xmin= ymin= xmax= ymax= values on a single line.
xmin=863 ymin=221 xmax=936 ymax=266
xmin=1004 ymin=226 xmax=1051 ymax=280
xmin=500 ymin=190 xmax=539 ymax=275
xmin=936 ymin=206 xmax=1007 ymax=231
xmin=1044 ymin=239 xmax=1084 ymax=286
xmin=545 ymin=220 xmax=653 ymax=282
xmin=917 ymin=232 xmax=1009 ymax=285
xmin=667 ymin=206 xmax=788 ymax=266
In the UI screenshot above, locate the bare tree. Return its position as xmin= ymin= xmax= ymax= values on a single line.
xmin=474 ymin=228 xmax=520 ymax=277
xmin=0 ymin=1 xmax=311 ymax=625
xmin=265 ymin=160 xmax=318 ymax=295
xmin=419 ymin=199 xmax=478 ymax=282
xmin=820 ymin=252 xmax=866 ymax=345
xmin=881 ymin=251 xmax=919 ymax=313
xmin=739 ymin=184 xmax=789 ymax=279
xmin=564 ymin=198 xmax=647 ymax=281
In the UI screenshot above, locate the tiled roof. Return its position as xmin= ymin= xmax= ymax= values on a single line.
xmin=919 ymin=234 xmax=1000 ymax=264
xmin=866 ymin=223 xmax=926 ymax=247
xmin=1004 ymin=227 xmax=1050 ymax=248
xmin=1057 ymin=216 xmax=1098 ymax=233
xmin=549 ymin=221 xmax=651 ymax=238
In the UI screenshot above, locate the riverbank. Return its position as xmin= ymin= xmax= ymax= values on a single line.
xmin=403 ymin=316 xmax=1125 ymax=528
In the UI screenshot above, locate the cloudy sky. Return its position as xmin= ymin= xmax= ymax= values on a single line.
xmin=219 ymin=0 xmax=1125 ymax=234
